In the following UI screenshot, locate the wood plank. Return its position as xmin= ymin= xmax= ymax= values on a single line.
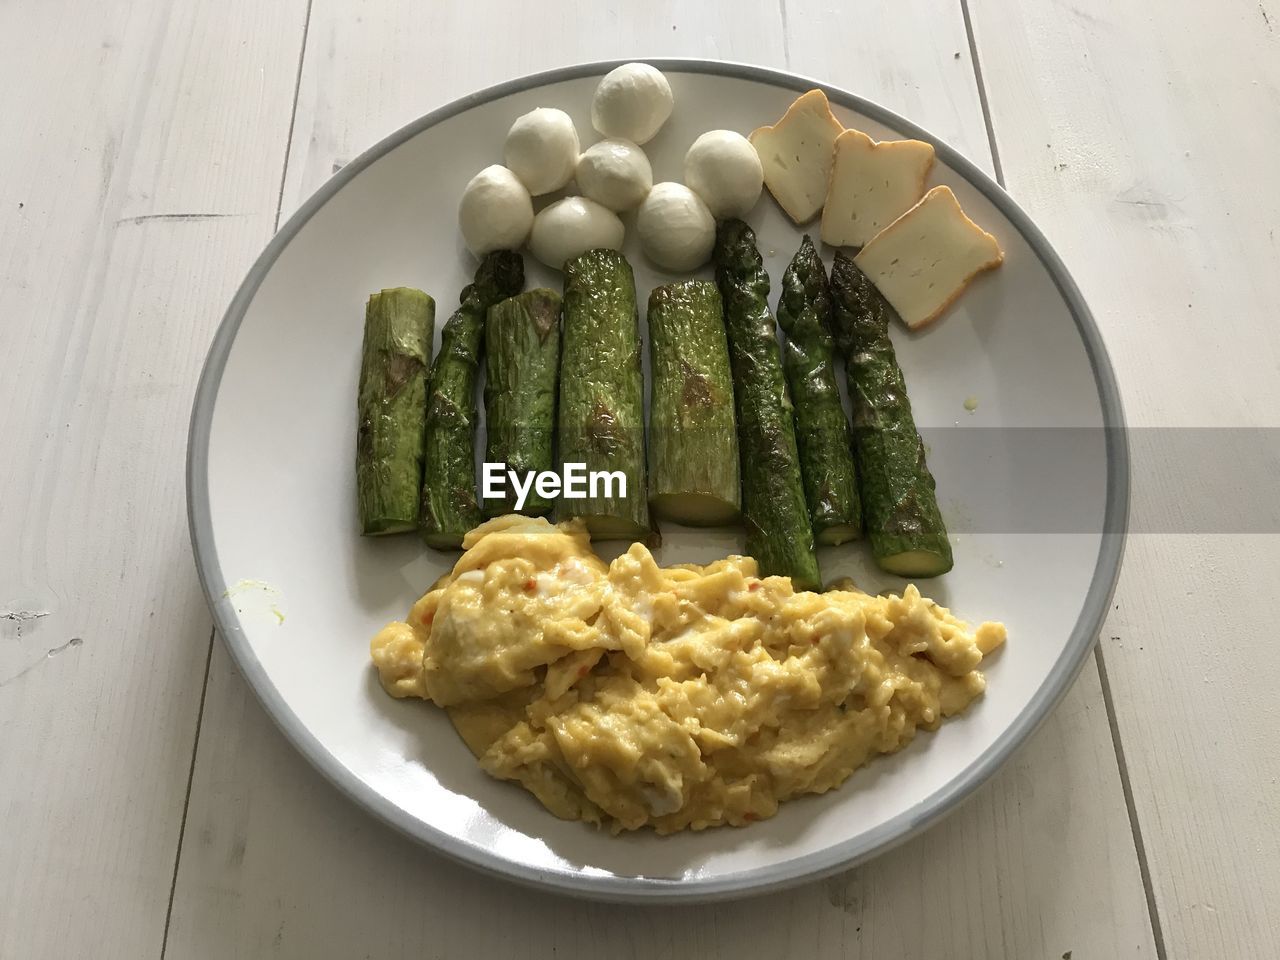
xmin=966 ymin=0 xmax=1280 ymax=955
xmin=276 ymin=0 xmax=787 ymax=219
xmin=170 ymin=643 xmax=1147 ymax=959
xmin=0 ymin=1 xmax=309 ymax=956
xmin=785 ymin=0 xmax=996 ymax=173
xmin=167 ymin=1 xmax=1154 ymax=956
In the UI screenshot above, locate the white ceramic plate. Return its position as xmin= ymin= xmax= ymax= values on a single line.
xmin=188 ymin=60 xmax=1127 ymax=902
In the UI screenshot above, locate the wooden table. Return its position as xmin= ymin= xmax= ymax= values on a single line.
xmin=3 ymin=1 xmax=1276 ymax=956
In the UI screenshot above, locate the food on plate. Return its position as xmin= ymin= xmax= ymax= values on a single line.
xmin=829 ymin=252 xmax=952 ymax=576
xmin=370 ymin=515 xmax=1006 ymax=833
xmin=483 ymin=289 xmax=562 ymax=516
xmin=821 ymin=129 xmax=935 ymax=249
xmin=503 ymin=107 xmax=580 ymax=196
xmin=776 ymin=237 xmax=862 ymax=546
xmin=575 ymin=139 xmax=653 ymax=212
xmin=713 ymin=220 xmax=820 ymax=591
xmin=555 ymin=249 xmax=652 ymax=541
xmin=356 ymin=288 xmax=436 ymax=535
xmin=458 ymin=165 xmax=534 ymax=256
xmin=646 ymin=280 xmax=740 ymax=526
xmin=749 ymin=89 xmax=844 ymax=224
xmin=636 ymin=182 xmax=716 ymax=271
xmin=854 ymin=185 xmax=1003 ymax=330
xmin=528 ymin=196 xmax=625 ymax=270
xmin=406 ymin=81 xmax=991 ymax=577
xmin=590 ymin=62 xmax=673 ymax=146
xmin=683 ymin=130 xmax=764 ymax=219
xmin=345 ymin=72 xmax=1038 ymax=848
xmin=419 ymin=253 xmax=525 ymax=549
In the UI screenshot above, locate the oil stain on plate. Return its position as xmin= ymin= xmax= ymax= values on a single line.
xmin=223 ymin=579 xmax=286 ymax=625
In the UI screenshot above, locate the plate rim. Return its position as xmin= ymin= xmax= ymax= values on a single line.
xmin=186 ymin=57 xmax=1130 ymax=903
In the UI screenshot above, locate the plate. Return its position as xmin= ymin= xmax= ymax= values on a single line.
xmin=187 ymin=59 xmax=1128 ymax=902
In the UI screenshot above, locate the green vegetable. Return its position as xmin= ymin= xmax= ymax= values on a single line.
xmin=776 ymin=236 xmax=862 ymax=546
xmin=556 ymin=249 xmax=652 ymax=541
xmin=646 ymin=280 xmax=740 ymax=525
xmin=483 ymin=288 xmax=562 ymax=517
xmin=356 ymin=287 xmax=435 ymax=535
xmin=713 ymin=220 xmax=820 ymax=590
xmin=828 ymin=251 xmax=953 ymax=577
xmin=419 ymin=252 xmax=524 ymax=548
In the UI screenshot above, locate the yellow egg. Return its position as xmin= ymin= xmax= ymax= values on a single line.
xmin=370 ymin=515 xmax=1006 ymax=834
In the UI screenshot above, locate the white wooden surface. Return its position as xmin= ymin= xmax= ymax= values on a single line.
xmin=1 ymin=0 xmax=1272 ymax=957
xmin=0 ymin=2 xmax=309 ymax=958
xmin=164 ymin=9 xmax=1153 ymax=957
xmin=969 ymin=0 xmax=1280 ymax=955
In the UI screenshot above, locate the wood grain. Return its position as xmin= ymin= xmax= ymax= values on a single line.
xmin=163 ymin=2 xmax=1155 ymax=957
xmin=0 ymin=1 xmax=308 ymax=957
xmin=969 ymin=0 xmax=1280 ymax=954
xmin=167 ymin=643 xmax=1148 ymax=959
xmin=277 ymin=0 xmax=787 ymax=220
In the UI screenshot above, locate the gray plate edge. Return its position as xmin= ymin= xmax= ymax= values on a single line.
xmin=185 ymin=57 xmax=1130 ymax=904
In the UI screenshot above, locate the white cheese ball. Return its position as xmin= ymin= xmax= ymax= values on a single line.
xmin=529 ymin=196 xmax=625 ymax=270
xmin=503 ymin=107 xmax=580 ymax=196
xmin=684 ymin=129 xmax=764 ymax=219
xmin=637 ymin=182 xmax=715 ymax=272
xmin=458 ymin=165 xmax=534 ymax=256
xmin=590 ymin=63 xmax=673 ymax=146
xmin=575 ymin=139 xmax=653 ymax=212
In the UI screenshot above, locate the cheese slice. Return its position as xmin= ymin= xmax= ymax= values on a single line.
xmin=854 ymin=186 xmax=1003 ymax=330
xmin=821 ymin=129 xmax=935 ymax=249
xmin=749 ymin=89 xmax=844 ymax=224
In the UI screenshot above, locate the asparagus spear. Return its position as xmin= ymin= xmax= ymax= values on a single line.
xmin=713 ymin=220 xmax=820 ymax=591
xmin=828 ymin=251 xmax=953 ymax=577
xmin=646 ymin=280 xmax=740 ymax=525
xmin=356 ymin=287 xmax=435 ymax=535
xmin=776 ymin=236 xmax=862 ymax=545
xmin=419 ymin=252 xmax=524 ymax=548
xmin=484 ymin=288 xmax=562 ymax=517
xmin=556 ymin=249 xmax=652 ymax=541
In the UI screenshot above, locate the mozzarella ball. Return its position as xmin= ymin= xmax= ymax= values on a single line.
xmin=575 ymin=139 xmax=653 ymax=212
xmin=503 ymin=107 xmax=580 ymax=196
xmin=684 ymin=129 xmax=764 ymax=218
xmin=458 ymin=165 xmax=534 ymax=255
xmin=636 ymin=182 xmax=715 ymax=271
xmin=529 ymin=197 xmax=625 ymax=270
xmin=590 ymin=63 xmax=674 ymax=146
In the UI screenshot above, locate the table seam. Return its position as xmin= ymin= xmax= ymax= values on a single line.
xmin=959 ymin=1 xmax=1166 ymax=953
xmin=158 ymin=630 xmax=214 ymax=960
xmin=159 ymin=1 xmax=315 ymax=953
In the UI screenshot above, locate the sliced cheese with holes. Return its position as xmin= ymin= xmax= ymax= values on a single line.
xmin=854 ymin=186 xmax=1003 ymax=330
xmin=749 ymin=90 xmax=844 ymax=224
xmin=821 ymin=129 xmax=935 ymax=249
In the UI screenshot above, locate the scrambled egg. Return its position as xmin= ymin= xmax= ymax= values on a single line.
xmin=371 ymin=515 xmax=1006 ymax=834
